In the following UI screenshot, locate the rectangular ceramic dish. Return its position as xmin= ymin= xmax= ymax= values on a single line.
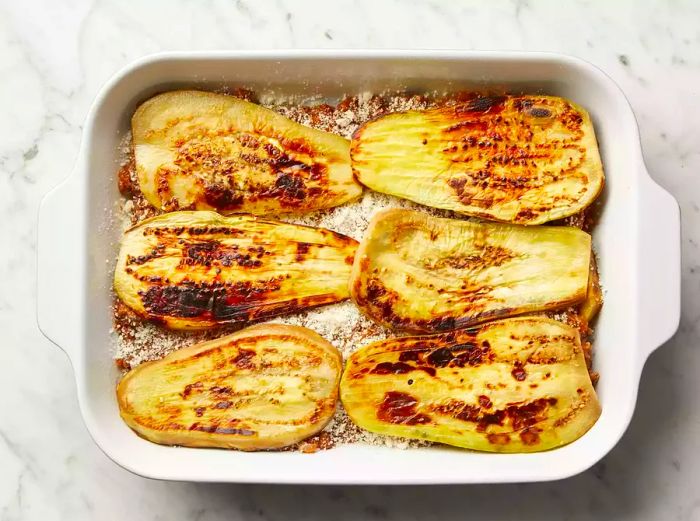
xmin=37 ymin=50 xmax=680 ymax=484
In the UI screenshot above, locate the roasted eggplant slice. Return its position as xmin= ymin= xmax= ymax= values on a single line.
xmin=118 ymin=324 xmax=342 ymax=450
xmin=350 ymin=209 xmax=591 ymax=333
xmin=351 ymin=95 xmax=604 ymax=224
xmin=340 ymin=317 xmax=600 ymax=452
xmin=579 ymin=255 xmax=603 ymax=327
xmin=115 ymin=211 xmax=358 ymax=329
xmin=132 ymin=90 xmax=362 ymax=214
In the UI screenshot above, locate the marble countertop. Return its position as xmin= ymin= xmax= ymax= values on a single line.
xmin=1 ymin=0 xmax=699 ymax=519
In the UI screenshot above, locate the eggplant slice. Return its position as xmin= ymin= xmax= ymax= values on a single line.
xmin=132 ymin=90 xmax=362 ymax=214
xmin=340 ymin=317 xmax=601 ymax=452
xmin=115 ymin=211 xmax=358 ymax=329
xmin=350 ymin=209 xmax=591 ymax=333
xmin=351 ymin=95 xmax=604 ymax=224
xmin=118 ymin=324 xmax=342 ymax=450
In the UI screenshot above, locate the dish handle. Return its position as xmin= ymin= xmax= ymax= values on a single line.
xmin=637 ymin=171 xmax=681 ymax=361
xmin=37 ymin=171 xmax=84 ymax=362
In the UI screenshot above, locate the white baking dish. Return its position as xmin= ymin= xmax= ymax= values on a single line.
xmin=37 ymin=50 xmax=680 ymax=484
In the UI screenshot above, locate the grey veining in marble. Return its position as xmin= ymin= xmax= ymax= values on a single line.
xmin=1 ymin=0 xmax=699 ymax=519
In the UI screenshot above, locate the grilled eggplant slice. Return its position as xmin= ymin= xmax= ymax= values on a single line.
xmin=351 ymin=95 xmax=604 ymax=224
xmin=115 ymin=211 xmax=358 ymax=329
xmin=340 ymin=317 xmax=600 ymax=452
xmin=351 ymin=209 xmax=591 ymax=333
xmin=117 ymin=324 xmax=342 ymax=450
xmin=132 ymin=90 xmax=362 ymax=214
xmin=579 ymin=255 xmax=603 ymax=327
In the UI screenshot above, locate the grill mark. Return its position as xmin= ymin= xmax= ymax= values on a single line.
xmin=511 ymin=361 xmax=527 ymax=381
xmin=487 ymin=433 xmax=511 ymax=445
xmin=190 ymin=347 xmax=222 ymax=360
xmin=425 ymin=342 xmax=491 ymax=368
xmin=171 ymin=129 xmax=332 ymax=212
xmin=444 ymin=120 xmax=489 ymax=133
xmin=126 ymin=243 xmax=166 ymax=266
xmin=203 ymin=183 xmax=244 ymax=210
xmin=139 ymin=282 xmax=342 ymax=324
xmin=519 ymin=426 xmax=542 ymax=445
xmin=296 ymin=242 xmax=312 ymax=261
xmin=398 ymin=350 xmax=426 ymax=362
xmin=426 ymin=347 xmax=453 ymax=368
xmin=209 ymin=386 xmax=232 ymax=396
xmin=478 ymin=395 xmax=492 ymax=408
xmin=528 ymin=107 xmax=552 ymax=118
xmin=264 ymin=172 xmax=308 ymax=202
xmin=456 ymin=96 xmax=507 ymax=115
xmin=370 ymin=361 xmax=436 ymax=377
xmin=188 ymin=423 xmax=256 ymax=436
xmin=139 ymin=277 xmax=285 ymax=321
xmin=376 ymin=391 xmax=431 ymax=426
xmin=432 ymin=397 xmax=558 ymax=433
xmin=232 ymin=348 xmax=255 ymax=369
xmin=180 ymin=241 xmax=265 ymax=269
xmin=181 ymin=382 xmax=202 ymax=399
xmin=143 ymin=226 xmax=245 ymax=237
xmin=427 ymin=245 xmax=516 ymax=270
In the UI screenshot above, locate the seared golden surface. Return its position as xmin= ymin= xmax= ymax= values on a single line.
xmin=118 ymin=324 xmax=342 ymax=450
xmin=132 ymin=90 xmax=362 ymax=214
xmin=350 ymin=209 xmax=591 ymax=333
xmin=114 ymin=211 xmax=357 ymax=329
xmin=351 ymin=95 xmax=604 ymax=224
xmin=340 ymin=317 xmax=600 ymax=452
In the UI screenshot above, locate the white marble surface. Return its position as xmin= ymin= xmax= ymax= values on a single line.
xmin=1 ymin=0 xmax=698 ymax=519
